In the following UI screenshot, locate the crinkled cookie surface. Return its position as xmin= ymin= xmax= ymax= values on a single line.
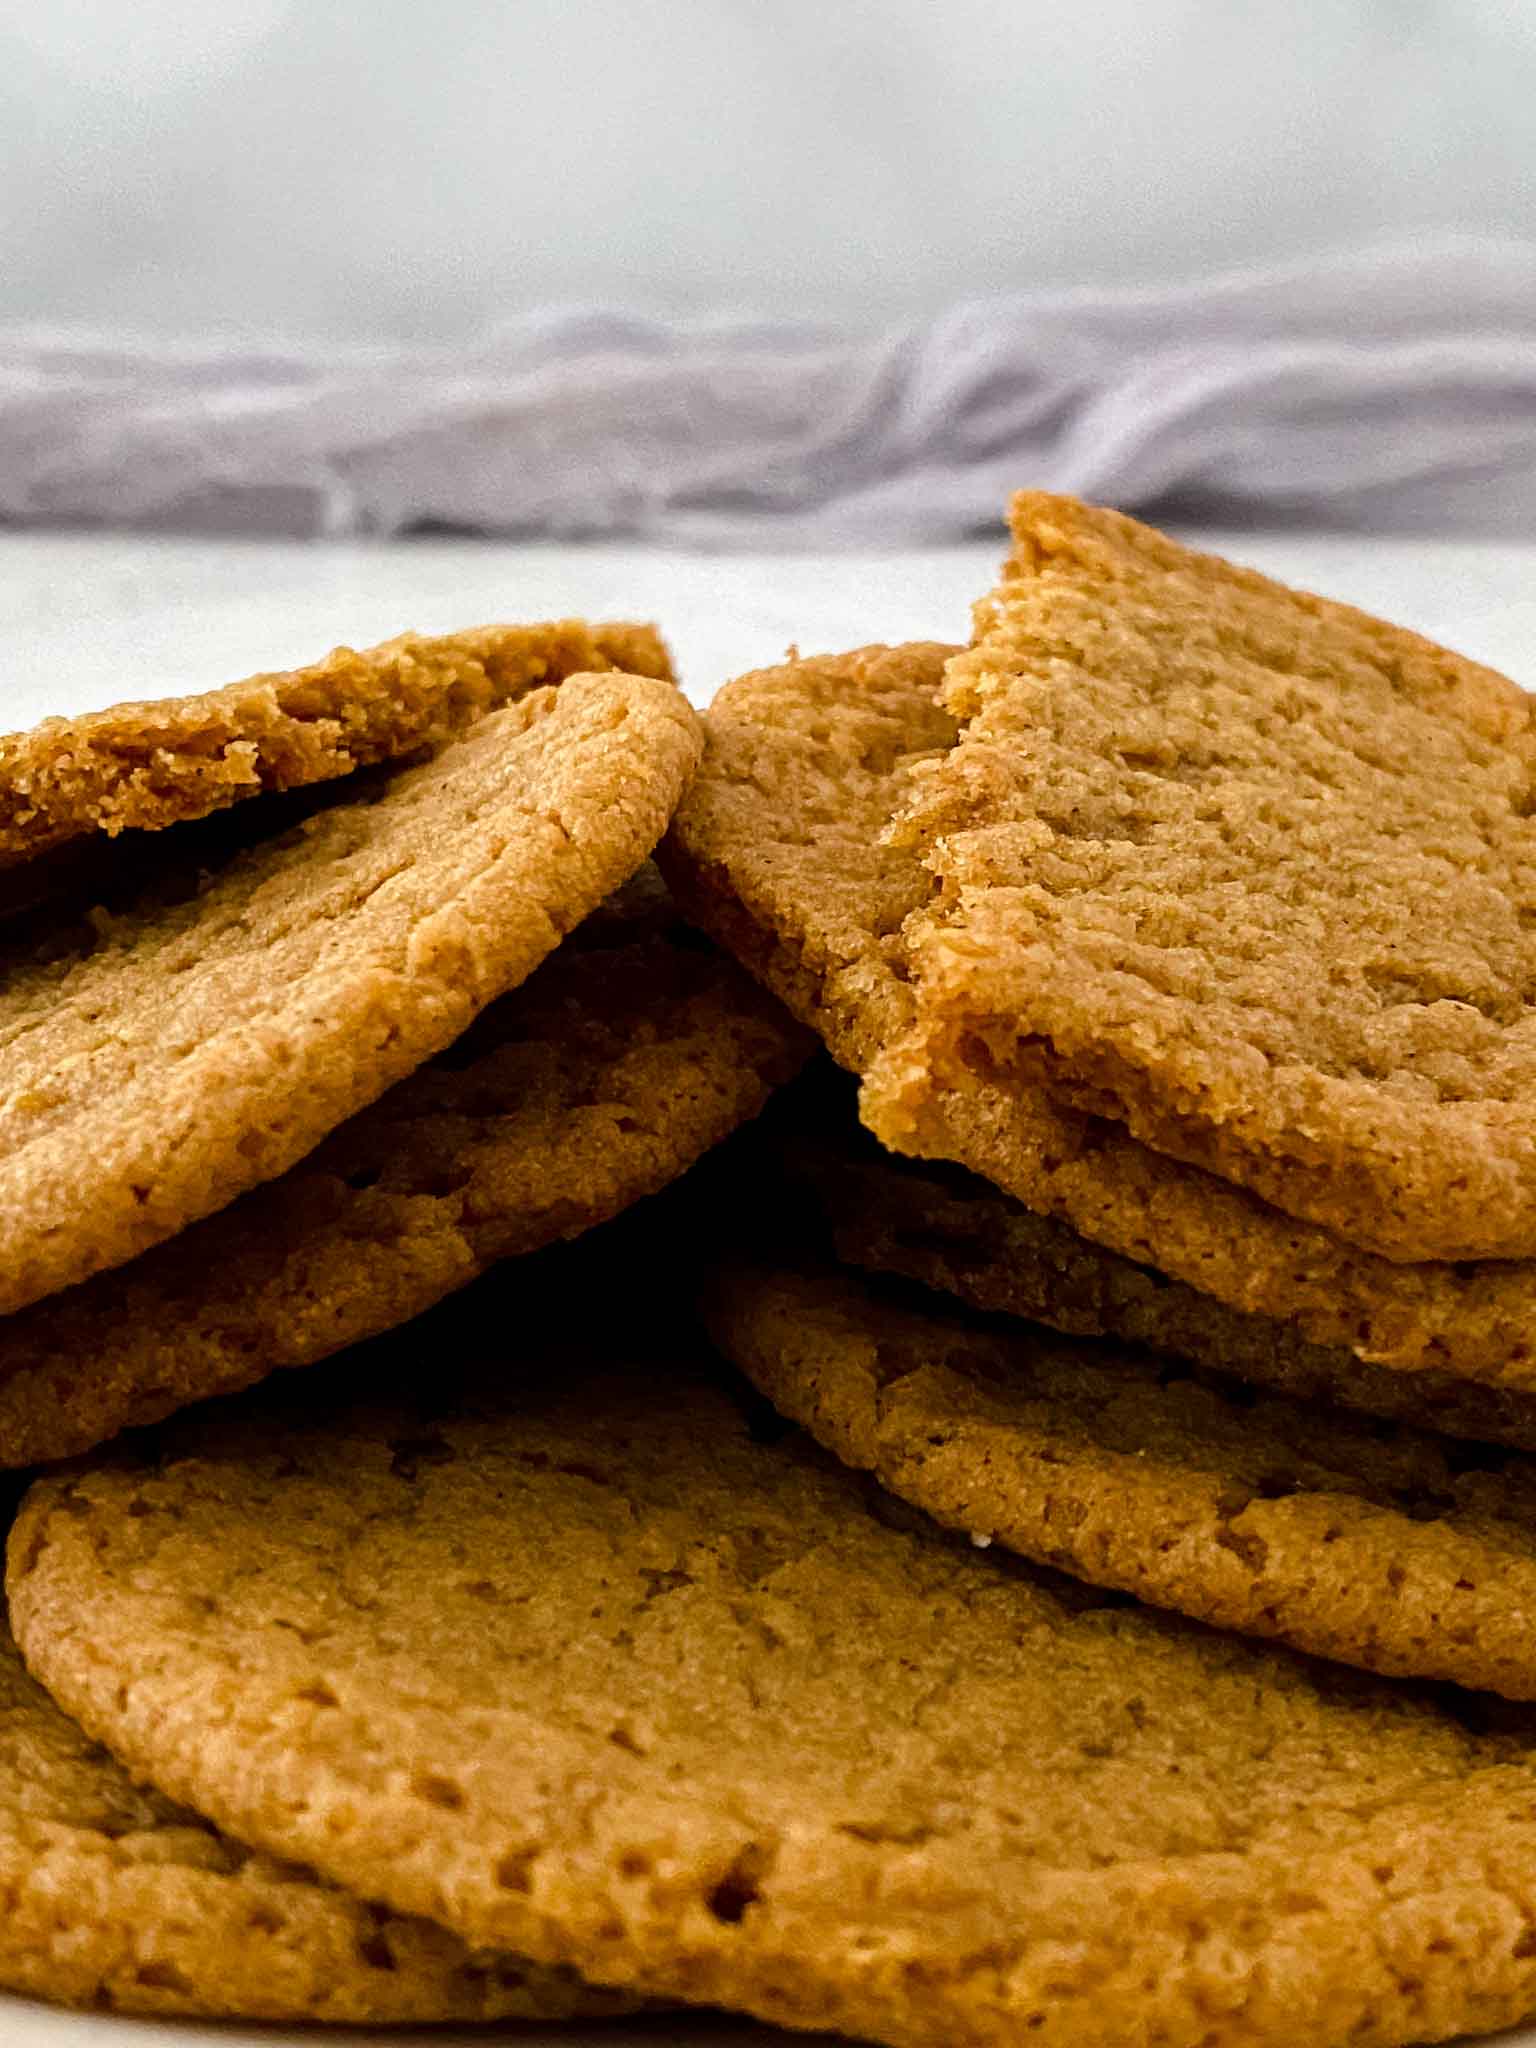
xmin=13 ymin=1273 xmax=1536 ymax=2048
xmin=786 ymin=1121 xmax=1536 ymax=1449
xmin=665 ymin=641 xmax=1536 ymax=1391
xmin=0 ymin=1618 xmax=634 ymax=2022
xmin=0 ymin=864 xmax=808 ymax=1467
xmin=895 ymin=494 xmax=1536 ymax=1262
xmin=0 ymin=617 xmax=672 ymax=863
xmin=0 ymin=670 xmax=700 ymax=1315
xmin=709 ymin=1253 xmax=1536 ymax=1696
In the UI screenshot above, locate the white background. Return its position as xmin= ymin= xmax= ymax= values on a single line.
xmin=3 ymin=0 xmax=1535 ymax=342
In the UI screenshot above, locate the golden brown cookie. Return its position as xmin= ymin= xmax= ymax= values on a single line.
xmin=0 ymin=617 xmax=672 ymax=866
xmin=706 ymin=1254 xmax=1536 ymax=1696
xmin=15 ymin=1269 xmax=1536 ymax=2048
xmin=887 ymin=494 xmax=1536 ymax=1263
xmin=0 ymin=1615 xmax=635 ymax=2023
xmin=661 ymin=642 xmax=957 ymax=1077
xmin=787 ymin=1120 xmax=1536 ymax=1450
xmin=0 ymin=671 xmax=700 ymax=1317
xmin=661 ymin=642 xmax=1536 ymax=1391
xmin=0 ymin=866 xmax=811 ymax=1467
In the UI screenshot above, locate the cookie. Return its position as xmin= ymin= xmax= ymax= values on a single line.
xmin=661 ymin=642 xmax=1536 ymax=1390
xmin=0 ymin=670 xmax=700 ymax=1317
xmin=0 ymin=865 xmax=811 ymax=1467
xmin=885 ymin=494 xmax=1536 ymax=1263
xmin=706 ymin=1254 xmax=1536 ymax=1695
xmin=0 ymin=1616 xmax=635 ymax=2023
xmin=788 ymin=1120 xmax=1536 ymax=1451
xmin=0 ymin=617 xmax=672 ymax=866
xmin=15 ymin=1273 xmax=1536 ymax=2048
xmin=660 ymin=641 xmax=958 ymax=1078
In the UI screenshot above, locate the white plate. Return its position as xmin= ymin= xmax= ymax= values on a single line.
xmin=0 ymin=2010 xmax=809 ymax=2047
xmin=4 ymin=528 xmax=1536 ymax=2048
xmin=0 ymin=1999 xmax=1533 ymax=2048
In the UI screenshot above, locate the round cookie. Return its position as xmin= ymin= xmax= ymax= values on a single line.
xmin=0 ymin=617 xmax=672 ymax=866
xmin=0 ymin=1616 xmax=634 ymax=2023
xmin=0 ymin=866 xmax=811 ymax=1466
xmin=15 ymin=1275 xmax=1536 ymax=2048
xmin=0 ymin=670 xmax=700 ymax=1317
xmin=783 ymin=1117 xmax=1536 ymax=1451
xmin=661 ymin=643 xmax=1536 ymax=1390
xmin=899 ymin=494 xmax=1536 ymax=1263
xmin=706 ymin=1254 xmax=1536 ymax=1697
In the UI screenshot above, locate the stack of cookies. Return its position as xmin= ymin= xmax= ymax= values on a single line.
xmin=0 ymin=619 xmax=811 ymax=2023
xmin=6 ymin=500 xmax=1536 ymax=2048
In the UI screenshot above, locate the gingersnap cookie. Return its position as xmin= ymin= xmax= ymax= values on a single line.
xmin=0 ymin=1618 xmax=635 ymax=2023
xmin=884 ymin=494 xmax=1536 ymax=1264
xmin=16 ymin=1274 xmax=1536 ymax=2048
xmin=660 ymin=641 xmax=958 ymax=1075
xmin=661 ymin=642 xmax=1536 ymax=1391
xmin=0 ymin=865 xmax=811 ymax=1467
xmin=0 ymin=617 xmax=672 ymax=867
xmin=0 ymin=670 xmax=700 ymax=1318
xmin=707 ymin=1254 xmax=1536 ymax=1696
xmin=786 ymin=1121 xmax=1536 ymax=1451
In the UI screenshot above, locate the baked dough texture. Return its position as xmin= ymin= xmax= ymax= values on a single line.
xmin=784 ymin=1118 xmax=1536 ymax=1450
xmin=707 ymin=1252 xmax=1536 ymax=1696
xmin=0 ymin=865 xmax=809 ymax=1467
xmin=661 ymin=642 xmax=1536 ymax=1392
xmin=0 ymin=1615 xmax=634 ymax=2022
xmin=0 ymin=670 xmax=700 ymax=1315
xmin=892 ymin=494 xmax=1536 ymax=1262
xmin=14 ymin=1276 xmax=1536 ymax=2048
xmin=0 ymin=617 xmax=672 ymax=864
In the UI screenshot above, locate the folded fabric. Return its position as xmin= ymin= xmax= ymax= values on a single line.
xmin=3 ymin=237 xmax=1534 ymax=545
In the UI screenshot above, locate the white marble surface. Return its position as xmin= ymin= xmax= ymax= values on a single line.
xmin=2 ymin=525 xmax=1536 ymax=2047
xmin=2 ymin=527 xmax=1536 ymax=728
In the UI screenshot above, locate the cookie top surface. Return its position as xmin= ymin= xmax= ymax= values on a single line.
xmin=787 ymin=1114 xmax=1536 ymax=1452
xmin=707 ymin=1254 xmax=1536 ymax=1697
xmin=0 ymin=865 xmax=811 ymax=1467
xmin=13 ymin=1276 xmax=1536 ymax=2048
xmin=0 ymin=1615 xmax=632 ymax=2023
xmin=0 ymin=618 xmax=672 ymax=866
xmin=0 ymin=670 xmax=701 ymax=1316
xmin=894 ymin=495 xmax=1536 ymax=1262
xmin=660 ymin=640 xmax=959 ymax=1071
xmin=665 ymin=641 xmax=1536 ymax=1390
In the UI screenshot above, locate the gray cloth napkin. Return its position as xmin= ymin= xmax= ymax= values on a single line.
xmin=3 ymin=238 xmax=1534 ymax=545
